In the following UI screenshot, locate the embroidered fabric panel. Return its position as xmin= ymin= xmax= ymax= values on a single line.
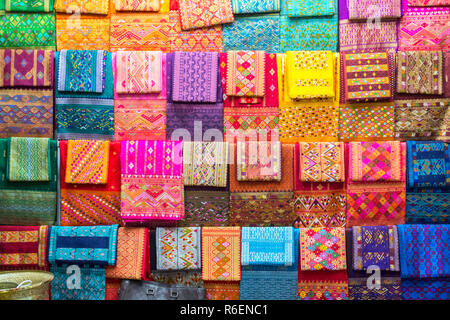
xmin=348 ymin=0 xmax=402 ymax=19
xmin=178 ymin=0 xmax=234 ymax=31
xmin=5 ymin=0 xmax=54 ymax=12
xmin=299 ymin=227 xmax=346 ymax=271
xmin=397 ymin=51 xmax=443 ymax=95
xmin=406 ymin=192 xmax=449 ymax=224
xmin=236 ymin=141 xmax=281 ymax=181
xmin=180 ymin=191 xmax=230 ymax=227
xmin=287 ymin=0 xmax=335 ymax=17
xmin=202 ymin=227 xmax=241 ymax=281
xmin=56 ymin=18 xmax=110 ymax=51
xmin=231 ymin=0 xmax=280 ymax=14
xmin=54 ymin=0 xmax=109 ymax=14
xmin=114 ymin=0 xmax=161 ymax=11
xmin=205 ymin=281 xmax=240 ymax=300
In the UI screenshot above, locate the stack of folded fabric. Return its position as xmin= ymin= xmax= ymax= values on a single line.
xmin=113 ymin=50 xmax=167 ymax=141
xmin=59 ymin=139 xmax=122 ymax=226
xmin=346 ymin=226 xmax=402 ymax=300
xmin=0 ymin=137 xmax=57 ymax=225
xmin=55 ymin=50 xmax=115 ymax=140
xmin=55 ymin=0 xmax=110 ymax=50
xmin=280 ymin=0 xmax=338 ymax=52
xmin=397 ymin=224 xmax=449 ymax=299
xmin=240 ymin=226 xmax=298 ymax=300
xmin=48 ymin=224 xmax=119 ymax=300
xmin=0 ymin=49 xmax=54 ymax=138
xmin=298 ymin=227 xmax=348 ymax=299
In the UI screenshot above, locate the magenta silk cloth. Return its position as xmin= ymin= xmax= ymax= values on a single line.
xmin=120 ymin=140 xmax=183 ymax=176
xmin=172 ymin=52 xmax=219 ymax=103
xmin=348 ymin=0 xmax=402 ymax=20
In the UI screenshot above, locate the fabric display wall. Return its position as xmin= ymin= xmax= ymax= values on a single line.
xmin=0 ymin=0 xmax=448 ymax=302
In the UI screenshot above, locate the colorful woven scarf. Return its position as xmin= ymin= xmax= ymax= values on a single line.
xmin=156 ymin=227 xmax=201 ymax=271
xmin=223 ymin=14 xmax=280 ymax=53
xmin=0 ymin=138 xmax=57 ymax=225
xmin=406 ymin=192 xmax=449 ymax=224
xmin=285 ymin=51 xmax=335 ymax=100
xmin=298 ymin=142 xmax=345 ymax=182
xmin=348 ymin=0 xmax=402 ymax=20
xmin=0 ymin=49 xmax=54 ymax=87
xmin=349 ymin=141 xmax=402 ymax=182
xmin=48 ymin=225 xmax=119 ymax=267
xmin=342 ymin=50 xmax=393 ymax=103
xmin=202 ymin=227 xmax=241 ymax=281
xmin=178 ymin=0 xmax=234 ymax=30
xmin=231 ymin=0 xmax=279 ymax=14
xmin=408 ymin=0 xmax=450 ymax=5
xmin=7 ymin=137 xmax=49 ymax=182
xmin=352 ymin=226 xmax=400 ymax=271
xmin=115 ymin=51 xmax=162 ymax=94
xmin=241 ymin=227 xmax=294 ymax=266
xmin=406 ymin=141 xmax=450 ymax=189
xmin=397 ymin=51 xmax=443 ymax=95
xmin=58 ymin=50 xmax=106 ymax=94
xmin=297 ymin=270 xmax=348 ymax=300
xmin=5 ymin=0 xmax=55 ymax=12
xmin=120 ymin=140 xmax=184 ymax=222
xmin=236 ymin=141 xmax=281 ymax=182
xmin=0 ymin=225 xmax=49 ymax=271
xmin=114 ymin=0 xmax=161 ymax=11
xmin=287 ymin=0 xmax=335 ymax=17
xmin=172 ymin=52 xmax=219 ymax=103
xmin=105 ymin=227 xmax=150 ymax=280
xmin=60 ymin=141 xmax=122 ymax=226
xmin=205 ymin=281 xmax=240 ymax=300
xmin=181 ymin=190 xmax=230 ymax=227
xmin=183 ymin=142 xmax=228 ymax=187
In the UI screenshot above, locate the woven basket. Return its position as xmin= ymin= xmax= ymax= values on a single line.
xmin=0 ymin=271 xmax=54 ymax=300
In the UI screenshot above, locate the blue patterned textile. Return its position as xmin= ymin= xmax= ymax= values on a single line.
xmin=401 ymin=278 xmax=449 ymax=300
xmin=48 ymin=225 xmax=119 ymax=267
xmin=406 ymin=192 xmax=449 ymax=224
xmin=240 ymin=270 xmax=298 ymax=300
xmin=223 ymin=14 xmax=280 ymax=53
xmin=406 ymin=141 xmax=450 ymax=189
xmin=50 ymin=265 xmax=105 ymax=300
xmin=231 ymin=0 xmax=280 ymax=14
xmin=241 ymin=227 xmax=294 ymax=266
xmin=55 ymin=50 xmax=114 ymax=140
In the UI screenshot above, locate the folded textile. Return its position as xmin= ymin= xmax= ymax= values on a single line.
xmin=346 ymin=228 xmax=402 ymax=300
xmin=7 ymin=137 xmax=49 ymax=182
xmin=237 ymin=141 xmax=281 ymax=181
xmin=51 ymin=265 xmax=106 ymax=300
xmin=183 ymin=142 xmax=228 ymax=187
xmin=286 ymin=51 xmax=335 ymax=100
xmin=105 ymin=227 xmax=150 ymax=280
xmin=348 ymin=0 xmax=402 ymax=20
xmin=202 ymin=227 xmax=241 ymax=281
xmin=156 ymin=227 xmax=201 ymax=271
xmin=401 ymin=277 xmax=449 ymax=300
xmin=406 ymin=192 xmax=449 ymax=224
xmin=394 ymin=99 xmax=450 ymax=141
xmin=114 ymin=0 xmax=161 ymax=11
xmin=54 ymin=0 xmax=109 ymax=14
xmin=115 ymin=51 xmax=162 ymax=94
xmin=172 ymin=52 xmax=219 ymax=103
xmin=120 ymin=140 xmax=184 ymax=222
xmin=0 ymin=13 xmax=56 ymax=50
xmin=352 ymin=226 xmax=399 ymax=271
xmin=297 ymin=270 xmax=348 ymax=300
xmin=397 ymin=51 xmax=443 ymax=96
xmin=48 ymin=225 xmax=119 ymax=267
xmin=225 ymin=51 xmax=265 ymax=98
xmin=5 ymin=0 xmax=55 ymax=12
xmin=55 ymin=50 xmax=114 ymax=140
xmin=241 ymin=227 xmax=294 ymax=266
xmin=178 ymin=0 xmax=234 ymax=30
xmin=181 ymin=190 xmax=230 ymax=227
xmin=204 ymin=281 xmax=240 ymax=300
xmin=287 ymin=0 xmax=335 ymax=17
xmin=349 ymin=141 xmax=402 ymax=182
xmin=0 ymin=49 xmax=54 ymax=88
xmin=300 ymin=227 xmax=346 ymax=271
xmin=397 ymin=224 xmax=449 ymax=279
xmin=60 ymin=140 xmax=122 ymax=226
xmin=58 ymin=50 xmax=106 ymax=94
xmin=241 ymin=271 xmax=298 ymax=300
xmin=342 ymin=50 xmax=393 ymax=103
xmin=406 ymin=141 xmax=449 ymax=189
xmin=408 ymin=0 xmax=450 ymax=5
xmin=298 ymin=142 xmax=344 ymax=182
xmin=0 ymin=138 xmax=57 ymax=225
xmin=0 ymin=225 xmax=49 ymax=271
xmin=230 ymin=192 xmax=296 ymax=227
xmin=56 ymin=17 xmax=110 ymax=51
xmin=65 ymin=140 xmax=109 ymax=185
xmin=231 ymin=0 xmax=280 ymax=14
xmin=223 ymin=14 xmax=280 ymax=53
